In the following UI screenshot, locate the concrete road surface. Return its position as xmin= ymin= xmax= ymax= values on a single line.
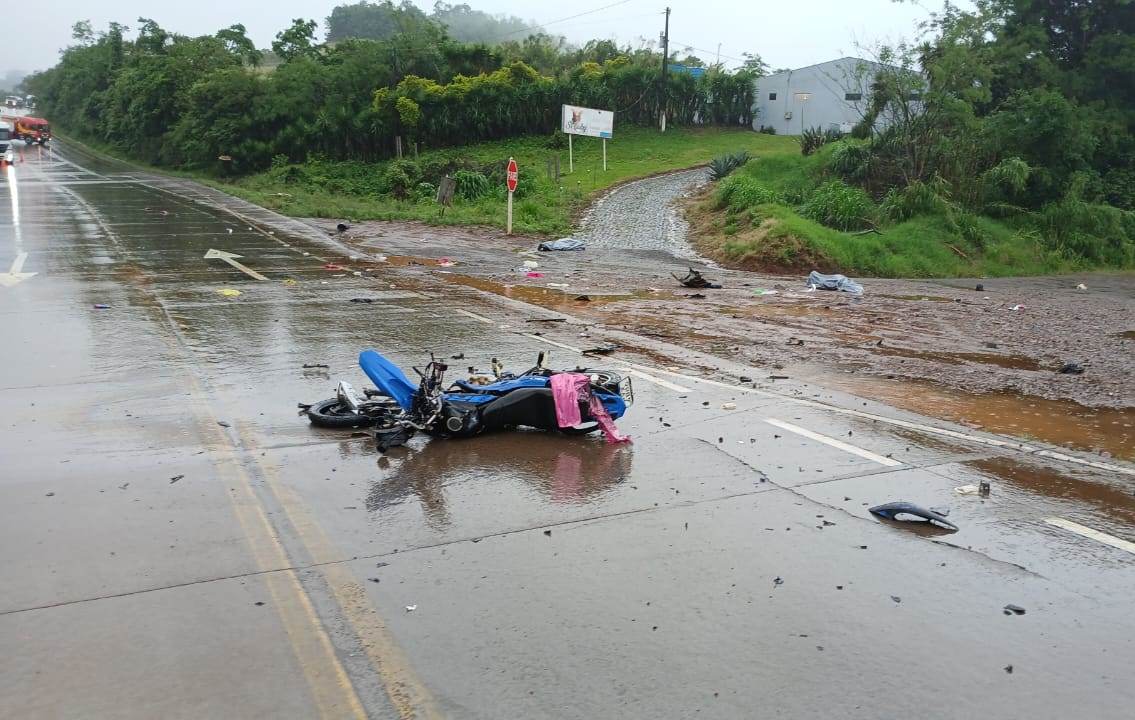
xmin=2 ymin=140 xmax=1133 ymax=719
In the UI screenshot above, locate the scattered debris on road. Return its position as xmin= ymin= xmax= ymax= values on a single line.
xmin=169 ymin=475 xmax=184 ymax=484
xmin=582 ymin=344 xmax=618 ymax=356
xmin=216 ymin=288 xmax=242 ymax=298
xmin=1003 ymin=604 xmax=1026 ymax=616
xmin=405 ymin=605 xmax=417 ymax=612
xmin=672 ymin=267 xmax=722 ymax=289
xmin=302 ymin=363 xmax=330 ymax=369
xmin=93 ymin=303 xmax=111 ymax=309
xmin=539 ymin=238 xmax=586 ymax=251
xmin=807 ymin=271 xmax=864 ymax=294
xmin=1058 ymin=362 xmax=1085 ymax=375
xmin=336 ymin=222 xmax=349 ymax=232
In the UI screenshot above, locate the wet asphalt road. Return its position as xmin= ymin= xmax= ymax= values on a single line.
xmin=2 ymin=141 xmax=1134 ymax=719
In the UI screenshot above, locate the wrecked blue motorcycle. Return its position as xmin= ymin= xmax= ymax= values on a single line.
xmin=306 ymin=350 xmax=633 ymax=450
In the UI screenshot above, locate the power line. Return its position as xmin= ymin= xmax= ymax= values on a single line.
xmin=669 ymin=40 xmax=748 ymax=64
xmin=501 ymin=0 xmax=640 ymax=38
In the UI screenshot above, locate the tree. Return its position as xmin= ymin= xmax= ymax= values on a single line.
xmin=71 ymin=20 xmax=95 ymax=45
xmin=273 ymin=19 xmax=319 ymax=61
xmin=216 ymin=24 xmax=263 ymax=67
xmin=740 ymin=52 xmax=768 ymax=75
xmin=135 ymin=17 xmax=170 ymax=55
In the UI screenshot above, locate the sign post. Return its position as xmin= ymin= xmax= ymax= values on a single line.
xmin=506 ymin=157 xmax=518 ymax=235
xmin=561 ymin=104 xmax=614 ymax=175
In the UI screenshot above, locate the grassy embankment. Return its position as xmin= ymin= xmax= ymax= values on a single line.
xmin=689 ymin=144 xmax=1135 ymax=278
xmin=210 ymin=127 xmax=799 ymax=235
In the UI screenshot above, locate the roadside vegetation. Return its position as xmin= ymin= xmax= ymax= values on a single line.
xmin=220 ymin=128 xmax=795 ymax=234
xmin=27 ymin=0 xmax=1135 ymax=276
xmin=690 ymin=1 xmax=1135 ymax=277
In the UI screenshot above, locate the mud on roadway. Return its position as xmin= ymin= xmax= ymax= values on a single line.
xmin=308 ymin=215 xmax=1134 ymax=461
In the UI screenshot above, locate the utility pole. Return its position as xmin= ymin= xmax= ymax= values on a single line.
xmin=659 ymin=6 xmax=670 ymax=132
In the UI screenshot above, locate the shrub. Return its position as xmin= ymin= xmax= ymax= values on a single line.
xmin=380 ymin=159 xmax=421 ymax=198
xmin=1039 ymin=199 xmax=1135 ymax=265
xmin=718 ymin=174 xmax=784 ymax=209
xmin=827 ymin=140 xmax=872 ymax=181
xmin=798 ymin=126 xmax=842 ymax=156
xmin=800 ymin=180 xmax=875 ymax=230
xmin=453 ymin=170 xmax=491 ymax=200
xmin=708 ymin=151 xmax=751 ymax=181
xmin=758 ymin=125 xmax=777 ymax=135
xmin=879 ymin=179 xmax=952 ymax=222
xmin=411 ymin=182 xmax=436 ymax=202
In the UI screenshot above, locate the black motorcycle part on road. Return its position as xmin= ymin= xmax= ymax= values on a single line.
xmin=477 ymin=387 xmax=598 ymax=435
xmin=307 ymin=399 xmax=378 ymax=428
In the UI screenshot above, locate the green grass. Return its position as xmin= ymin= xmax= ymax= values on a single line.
xmin=696 ymin=145 xmax=1132 ymax=278
xmin=213 ymin=127 xmax=799 ymax=234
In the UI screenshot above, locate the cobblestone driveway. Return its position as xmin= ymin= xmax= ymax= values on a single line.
xmin=576 ymin=168 xmax=710 ymax=259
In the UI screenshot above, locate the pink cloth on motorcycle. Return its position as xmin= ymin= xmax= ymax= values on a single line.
xmin=549 ymin=373 xmax=631 ymax=444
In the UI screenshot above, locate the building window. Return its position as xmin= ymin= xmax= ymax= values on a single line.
xmin=845 ymin=92 xmax=863 ymax=101
xmin=768 ymin=92 xmax=777 ymax=100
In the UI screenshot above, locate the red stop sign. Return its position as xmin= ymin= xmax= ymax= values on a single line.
xmin=506 ymin=158 xmax=518 ymax=193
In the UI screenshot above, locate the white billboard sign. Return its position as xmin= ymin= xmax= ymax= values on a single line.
xmin=562 ymin=105 xmax=614 ymax=138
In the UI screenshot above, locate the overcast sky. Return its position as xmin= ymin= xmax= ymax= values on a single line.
xmin=13 ymin=0 xmax=944 ymax=79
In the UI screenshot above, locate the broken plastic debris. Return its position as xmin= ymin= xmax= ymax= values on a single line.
xmin=672 ymin=267 xmax=721 ymax=289
xmin=869 ymin=501 xmax=959 ymax=531
xmin=1075 ymin=283 xmax=1087 ymax=290
xmin=526 ymin=272 xmax=545 ymax=278
xmin=282 ymin=278 xmax=298 ymax=286
xmin=216 ymin=288 xmax=242 ymax=298
xmin=954 ymin=484 xmax=980 ymax=495
xmin=1009 ymin=304 xmax=1025 ymax=311
xmin=405 ymin=605 xmax=417 ymax=612
xmin=437 ymin=258 xmax=457 ymax=267
xmin=93 ymin=304 xmax=111 ymax=309
xmin=722 ymin=402 xmax=737 ymax=410
xmin=522 ymin=260 xmax=539 ymax=269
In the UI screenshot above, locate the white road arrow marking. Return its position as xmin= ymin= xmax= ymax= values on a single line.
xmin=0 ymin=252 xmax=36 ymax=287
xmin=203 ymin=248 xmax=267 ymax=281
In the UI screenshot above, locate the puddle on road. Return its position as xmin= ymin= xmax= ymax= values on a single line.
xmin=819 ymin=375 xmax=1134 ymax=460
xmin=366 ymin=432 xmax=633 ymax=528
xmin=869 ymin=346 xmax=1043 ymax=371
xmin=965 ymin=456 xmax=1135 ymax=528
xmin=444 ymin=274 xmax=653 ymax=309
xmin=878 ymin=294 xmax=957 ymax=302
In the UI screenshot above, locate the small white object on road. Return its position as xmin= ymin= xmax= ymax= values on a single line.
xmin=722 ymin=402 xmax=737 ymax=410
xmin=1076 ymin=283 xmax=1087 ymax=290
xmin=405 ymin=605 xmax=417 ymax=612
xmin=954 ymin=484 xmax=980 ymax=495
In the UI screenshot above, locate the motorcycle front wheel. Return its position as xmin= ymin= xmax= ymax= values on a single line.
xmin=306 ymin=398 xmax=377 ymax=428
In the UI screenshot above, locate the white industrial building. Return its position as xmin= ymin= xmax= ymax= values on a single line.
xmin=752 ymin=57 xmax=912 ymax=136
